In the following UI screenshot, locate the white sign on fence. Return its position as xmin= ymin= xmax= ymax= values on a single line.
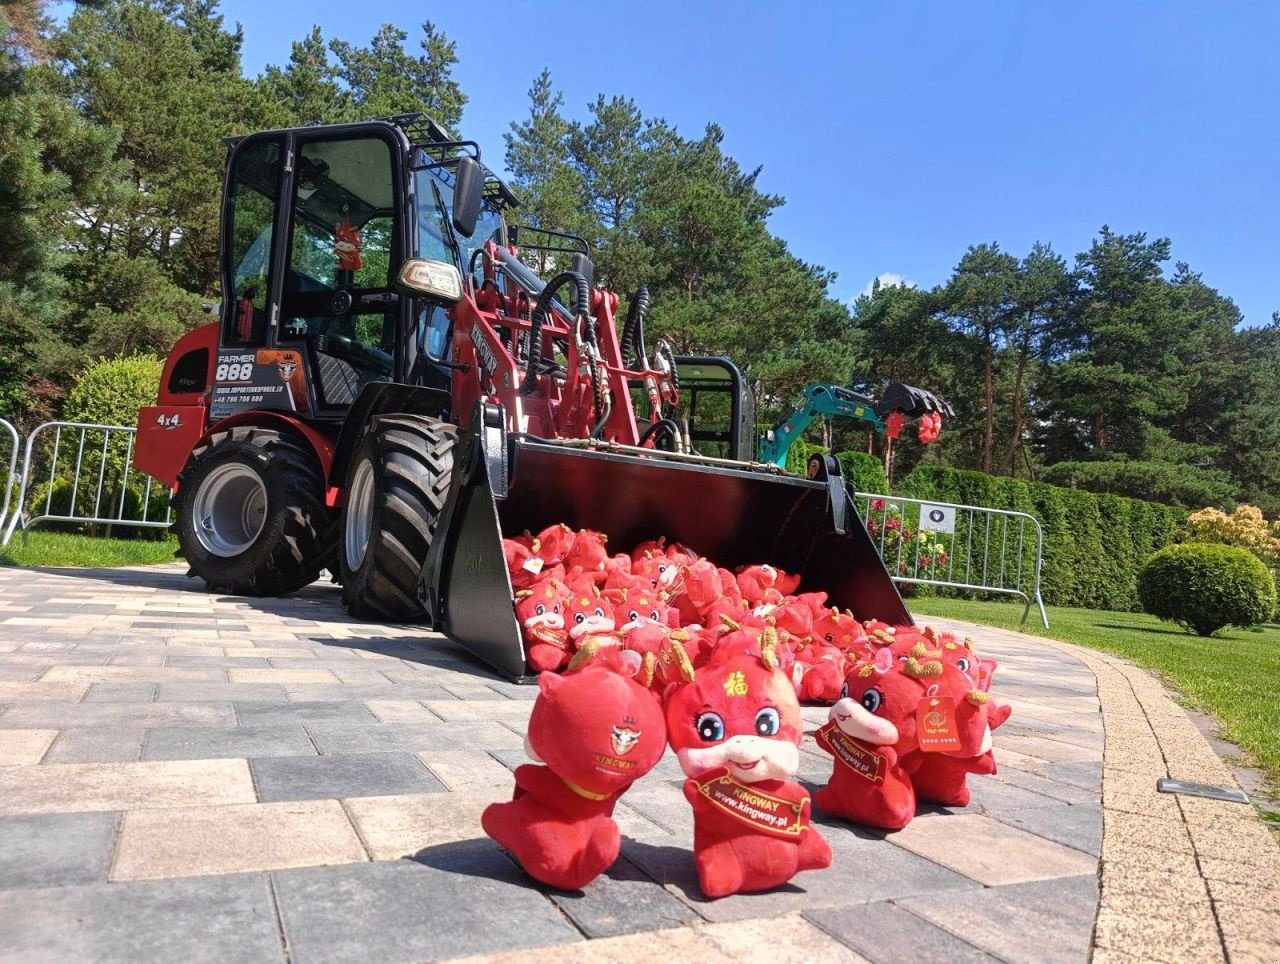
xmin=918 ymin=503 xmax=956 ymax=534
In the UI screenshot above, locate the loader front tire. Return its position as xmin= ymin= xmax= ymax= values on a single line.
xmin=340 ymin=415 xmax=456 ymax=622
xmin=174 ymin=427 xmax=332 ymax=596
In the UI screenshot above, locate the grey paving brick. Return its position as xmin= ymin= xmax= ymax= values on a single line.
xmin=548 ymin=854 xmax=700 ymax=937
xmin=0 ymin=812 xmax=118 ymax=889
xmin=991 ymin=803 xmax=1103 ymax=857
xmin=282 ymin=683 xmax=457 ymax=702
xmin=991 ymin=766 xmax=1100 ymax=805
xmin=235 ymin=700 xmax=378 ymax=727
xmin=1038 ymin=760 xmax=1103 ymax=791
xmin=0 ymin=666 xmax=43 ymax=682
xmin=0 ymin=873 xmax=284 ymax=962
xmin=156 ymin=682 xmax=290 ymax=702
xmin=962 ymin=774 xmax=1069 ymax=813
xmin=622 ymin=819 xmax=981 ymax=923
xmin=250 ymin=752 xmax=446 ymax=802
xmin=805 ymin=902 xmax=997 ymax=962
xmin=0 ymin=701 xmax=236 ymax=729
xmin=83 ymin=682 xmax=157 ymax=703
xmin=898 ymin=874 xmax=1099 ymax=964
xmin=43 ymin=727 xmax=146 ymax=764
xmin=305 ymin=721 xmax=520 ymax=755
xmin=273 ymin=847 xmax=579 ymax=963
xmin=143 ymin=724 xmax=317 ymax=760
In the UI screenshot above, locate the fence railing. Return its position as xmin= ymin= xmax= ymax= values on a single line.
xmin=853 ymin=491 xmax=1049 ymax=628
xmin=1 ymin=421 xmax=173 ymax=547
xmin=0 ymin=418 xmax=19 ymax=537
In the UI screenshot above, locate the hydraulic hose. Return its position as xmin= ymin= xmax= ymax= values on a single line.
xmin=638 ymin=418 xmax=682 ymax=451
xmin=520 ymin=270 xmax=590 ymax=395
xmin=620 ymin=286 xmax=650 ymax=369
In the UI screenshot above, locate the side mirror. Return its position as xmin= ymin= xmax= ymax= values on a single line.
xmin=570 ymin=252 xmax=594 ymax=289
xmin=395 ymin=259 xmax=463 ymax=303
xmin=452 ymin=156 xmax=484 ymax=238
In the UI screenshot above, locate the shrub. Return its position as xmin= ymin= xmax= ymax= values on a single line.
xmin=63 ymin=355 xmax=163 ymax=428
xmin=835 ymin=450 xmax=888 ymax=494
xmin=1137 ymin=543 xmax=1277 ymax=636
xmin=1186 ymin=505 xmax=1280 ymax=568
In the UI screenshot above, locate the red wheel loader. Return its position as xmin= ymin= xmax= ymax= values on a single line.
xmin=134 ymin=114 xmax=911 ymax=680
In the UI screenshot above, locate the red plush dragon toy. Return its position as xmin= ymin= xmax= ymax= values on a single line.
xmin=664 ymin=628 xmax=832 ymax=897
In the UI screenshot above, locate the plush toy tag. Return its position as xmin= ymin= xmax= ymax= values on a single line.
xmin=816 ymin=720 xmax=885 ymax=782
xmin=916 ymin=695 xmax=961 ymax=752
xmin=692 ymin=768 xmax=807 ymax=838
xmin=522 ymin=557 xmax=545 ymax=575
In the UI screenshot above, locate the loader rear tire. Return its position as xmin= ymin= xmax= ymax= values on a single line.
xmin=174 ymin=427 xmax=332 ymax=596
xmin=339 ymin=415 xmax=456 ymax=622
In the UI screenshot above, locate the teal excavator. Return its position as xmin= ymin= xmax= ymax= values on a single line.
xmin=758 ymin=383 xmax=954 ymax=468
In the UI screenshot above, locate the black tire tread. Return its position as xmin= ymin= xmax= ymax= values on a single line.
xmin=342 ymin=415 xmax=456 ymax=621
xmin=173 ymin=427 xmax=331 ymax=596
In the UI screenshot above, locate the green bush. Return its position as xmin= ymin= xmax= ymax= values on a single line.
xmin=63 ymin=355 xmax=163 ymax=428
xmin=1138 ymin=543 xmax=1277 ymax=636
xmin=898 ymin=465 xmax=1185 ymax=611
xmin=835 ymin=450 xmax=888 ymax=494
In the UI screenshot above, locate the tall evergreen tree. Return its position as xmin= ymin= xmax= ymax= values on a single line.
xmin=329 ymin=22 xmax=465 ymax=129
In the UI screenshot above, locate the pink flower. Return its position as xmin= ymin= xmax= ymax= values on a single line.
xmin=871 ymin=498 xmax=886 ymax=512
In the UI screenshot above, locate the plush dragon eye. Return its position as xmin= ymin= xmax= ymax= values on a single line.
xmin=650 ymin=609 xmax=661 ymax=620
xmin=696 ymin=711 xmax=725 ymax=743
xmin=534 ymin=604 xmax=546 ymax=616
xmin=657 ymin=563 xmax=668 ymax=572
xmin=840 ymin=681 xmax=850 ymax=700
xmin=574 ymin=613 xmax=585 ymax=624
xmin=825 ymin=633 xmax=834 ymax=643
xmin=755 ymin=707 xmax=780 ymax=737
xmin=956 ymin=656 xmax=970 ymax=672
xmin=594 ymin=607 xmax=605 ymax=618
xmin=628 ymin=610 xmax=640 ymax=622
xmin=861 ymin=689 xmax=883 ymax=714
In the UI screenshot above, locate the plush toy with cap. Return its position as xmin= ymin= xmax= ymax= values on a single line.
xmin=665 ymin=629 xmax=832 ymax=897
xmin=482 ymin=648 xmax=667 ymax=890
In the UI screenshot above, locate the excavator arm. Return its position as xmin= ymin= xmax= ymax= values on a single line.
xmin=758 ymin=382 xmax=954 ymax=468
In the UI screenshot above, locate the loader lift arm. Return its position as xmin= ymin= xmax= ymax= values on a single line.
xmin=758 ymin=382 xmax=954 ymax=467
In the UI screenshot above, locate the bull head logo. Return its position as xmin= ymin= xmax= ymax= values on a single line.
xmin=277 ymin=362 xmax=297 ymax=382
xmin=611 ymin=724 xmax=640 ymax=756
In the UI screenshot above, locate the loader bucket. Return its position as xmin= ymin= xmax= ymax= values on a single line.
xmin=424 ymin=434 xmax=911 ymax=682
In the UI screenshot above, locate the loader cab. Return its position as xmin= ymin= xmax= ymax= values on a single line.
xmin=213 ymin=117 xmax=506 ymax=422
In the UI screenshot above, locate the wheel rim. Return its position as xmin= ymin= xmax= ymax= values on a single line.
xmin=193 ymin=463 xmax=267 ymax=558
xmin=345 ymin=458 xmax=376 ymax=569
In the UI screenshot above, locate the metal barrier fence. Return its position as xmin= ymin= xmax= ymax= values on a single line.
xmin=1 ymin=421 xmax=173 ymax=547
xmin=854 ymin=491 xmax=1049 ymax=628
xmin=0 ymin=418 xmax=19 ymax=538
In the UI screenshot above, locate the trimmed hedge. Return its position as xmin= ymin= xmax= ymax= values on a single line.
xmin=782 ymin=443 xmax=889 ymax=495
xmin=1138 ymin=543 xmax=1277 ymax=636
xmin=836 ymin=451 xmax=889 ymax=495
xmin=898 ymin=466 xmax=1185 ymax=611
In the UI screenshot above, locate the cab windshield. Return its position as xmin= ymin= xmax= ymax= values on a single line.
xmin=414 ymin=167 xmax=503 ymax=280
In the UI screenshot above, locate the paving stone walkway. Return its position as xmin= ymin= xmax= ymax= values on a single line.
xmin=0 ymin=563 xmax=1269 ymax=962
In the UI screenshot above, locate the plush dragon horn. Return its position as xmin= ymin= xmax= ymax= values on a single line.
xmin=719 ymin=614 xmax=741 ymax=631
xmin=760 ymin=626 xmax=779 ymax=670
xmin=566 ymin=638 xmax=601 ymax=673
xmin=514 ymin=589 xmax=534 ymax=600
xmin=967 ymin=690 xmax=992 ymax=705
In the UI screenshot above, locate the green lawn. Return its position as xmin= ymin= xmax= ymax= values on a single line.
xmin=908 ymin=595 xmax=1280 ymax=793
xmin=0 ymin=531 xmax=178 ymax=568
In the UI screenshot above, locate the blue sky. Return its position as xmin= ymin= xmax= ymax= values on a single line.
xmin=92 ymin=1 xmax=1280 ymax=324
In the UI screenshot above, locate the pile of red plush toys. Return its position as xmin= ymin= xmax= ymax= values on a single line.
xmin=483 ymin=524 xmax=1011 ymax=898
